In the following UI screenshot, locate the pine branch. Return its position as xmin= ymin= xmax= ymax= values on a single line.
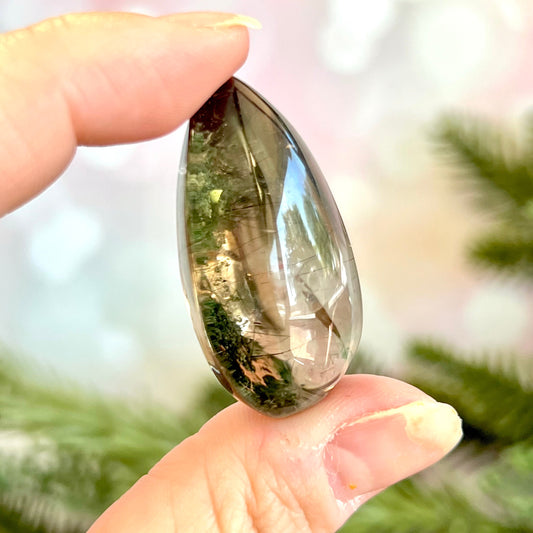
xmin=0 ymin=365 xmax=181 ymax=475
xmin=435 ymin=114 xmax=533 ymax=277
xmin=469 ymin=230 xmax=533 ymax=278
xmin=0 ymin=493 xmax=87 ymax=533
xmin=0 ymin=446 xmax=136 ymax=518
xmin=434 ymin=115 xmax=533 ymax=212
xmin=483 ymin=442 xmax=533 ymax=530
xmin=0 ymin=352 xmax=213 ymax=467
xmin=407 ymin=340 xmax=533 ymax=445
xmin=339 ymin=477 xmax=520 ymax=533
xmin=0 ymin=348 xmax=235 ymax=529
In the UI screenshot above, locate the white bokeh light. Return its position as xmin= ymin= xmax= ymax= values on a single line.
xmin=493 ymin=0 xmax=526 ymax=31
xmin=318 ymin=0 xmax=396 ymax=74
xmin=409 ymin=2 xmax=491 ymax=91
xmin=328 ymin=0 xmax=395 ymax=34
xmin=29 ymin=207 xmax=103 ymax=283
xmin=318 ymin=26 xmax=375 ymax=75
xmin=463 ymin=281 xmax=530 ymax=348
xmin=99 ymin=327 xmax=142 ymax=365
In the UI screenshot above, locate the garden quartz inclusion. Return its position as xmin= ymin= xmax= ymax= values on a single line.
xmin=178 ymin=78 xmax=362 ymax=417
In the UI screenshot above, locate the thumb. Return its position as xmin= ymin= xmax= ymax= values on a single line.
xmin=89 ymin=375 xmax=462 ymax=532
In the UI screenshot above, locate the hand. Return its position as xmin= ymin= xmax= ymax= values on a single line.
xmin=0 ymin=12 xmax=462 ymax=532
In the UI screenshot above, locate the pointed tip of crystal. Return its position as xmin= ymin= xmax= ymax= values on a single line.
xmin=178 ymin=77 xmax=362 ymax=417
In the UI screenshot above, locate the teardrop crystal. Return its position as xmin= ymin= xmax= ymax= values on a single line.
xmin=178 ymin=78 xmax=362 ymax=417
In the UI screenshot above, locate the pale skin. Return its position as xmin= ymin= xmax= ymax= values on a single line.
xmin=0 ymin=12 xmax=463 ymax=532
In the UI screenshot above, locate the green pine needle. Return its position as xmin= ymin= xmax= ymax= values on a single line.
xmin=0 ymin=355 xmax=188 ymax=469
xmin=0 ymin=493 xmax=87 ymax=533
xmin=339 ymin=476 xmax=521 ymax=533
xmin=435 ymin=114 xmax=533 ymax=278
xmin=0 ymin=349 xmax=235 ymax=531
xmin=483 ymin=442 xmax=533 ymax=530
xmin=469 ymin=230 xmax=533 ymax=278
xmin=434 ymin=115 xmax=533 ymax=212
xmin=407 ymin=340 xmax=533 ymax=445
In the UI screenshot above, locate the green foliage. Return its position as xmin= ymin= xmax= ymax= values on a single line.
xmin=435 ymin=115 xmax=533 ymax=211
xmin=435 ymin=115 xmax=533 ymax=277
xmin=0 ymin=352 xmax=233 ymax=532
xmin=470 ymin=231 xmax=533 ymax=277
xmin=201 ymin=298 xmax=299 ymax=414
xmin=0 ymin=498 xmax=84 ymax=533
xmin=483 ymin=443 xmax=533 ymax=530
xmin=340 ymin=477 xmax=521 ymax=533
xmin=342 ymin=114 xmax=533 ymax=532
xmin=407 ymin=340 xmax=533 ymax=445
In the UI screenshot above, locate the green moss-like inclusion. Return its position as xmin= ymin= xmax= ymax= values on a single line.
xmin=201 ymin=298 xmax=299 ymax=413
xmin=185 ymin=129 xmax=228 ymax=258
xmin=187 ymin=127 xmax=301 ymax=414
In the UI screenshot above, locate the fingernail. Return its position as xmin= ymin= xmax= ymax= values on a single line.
xmin=163 ymin=12 xmax=262 ymax=30
xmin=207 ymin=14 xmax=262 ymax=30
xmin=324 ymin=401 xmax=462 ymax=504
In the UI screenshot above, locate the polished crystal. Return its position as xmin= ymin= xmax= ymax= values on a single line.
xmin=178 ymin=78 xmax=362 ymax=417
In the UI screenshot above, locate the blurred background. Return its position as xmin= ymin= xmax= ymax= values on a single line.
xmin=2 ymin=0 xmax=532 ymax=402
xmin=1 ymin=1 xmax=532 ymax=532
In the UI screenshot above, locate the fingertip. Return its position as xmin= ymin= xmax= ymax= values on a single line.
xmin=324 ymin=398 xmax=462 ymax=506
xmin=0 ymin=11 xmax=251 ymax=214
xmin=63 ymin=13 xmax=251 ymax=144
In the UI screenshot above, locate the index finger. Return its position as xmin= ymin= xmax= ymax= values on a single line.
xmin=0 ymin=11 xmax=253 ymax=215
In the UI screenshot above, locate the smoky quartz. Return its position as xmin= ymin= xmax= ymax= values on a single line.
xmin=178 ymin=78 xmax=362 ymax=417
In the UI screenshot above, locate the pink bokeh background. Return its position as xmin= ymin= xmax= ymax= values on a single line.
xmin=1 ymin=0 xmax=532 ymax=405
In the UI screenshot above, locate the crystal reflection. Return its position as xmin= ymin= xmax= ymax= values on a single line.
xmin=278 ymin=147 xmax=354 ymax=390
xmin=179 ymin=78 xmax=362 ymax=416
